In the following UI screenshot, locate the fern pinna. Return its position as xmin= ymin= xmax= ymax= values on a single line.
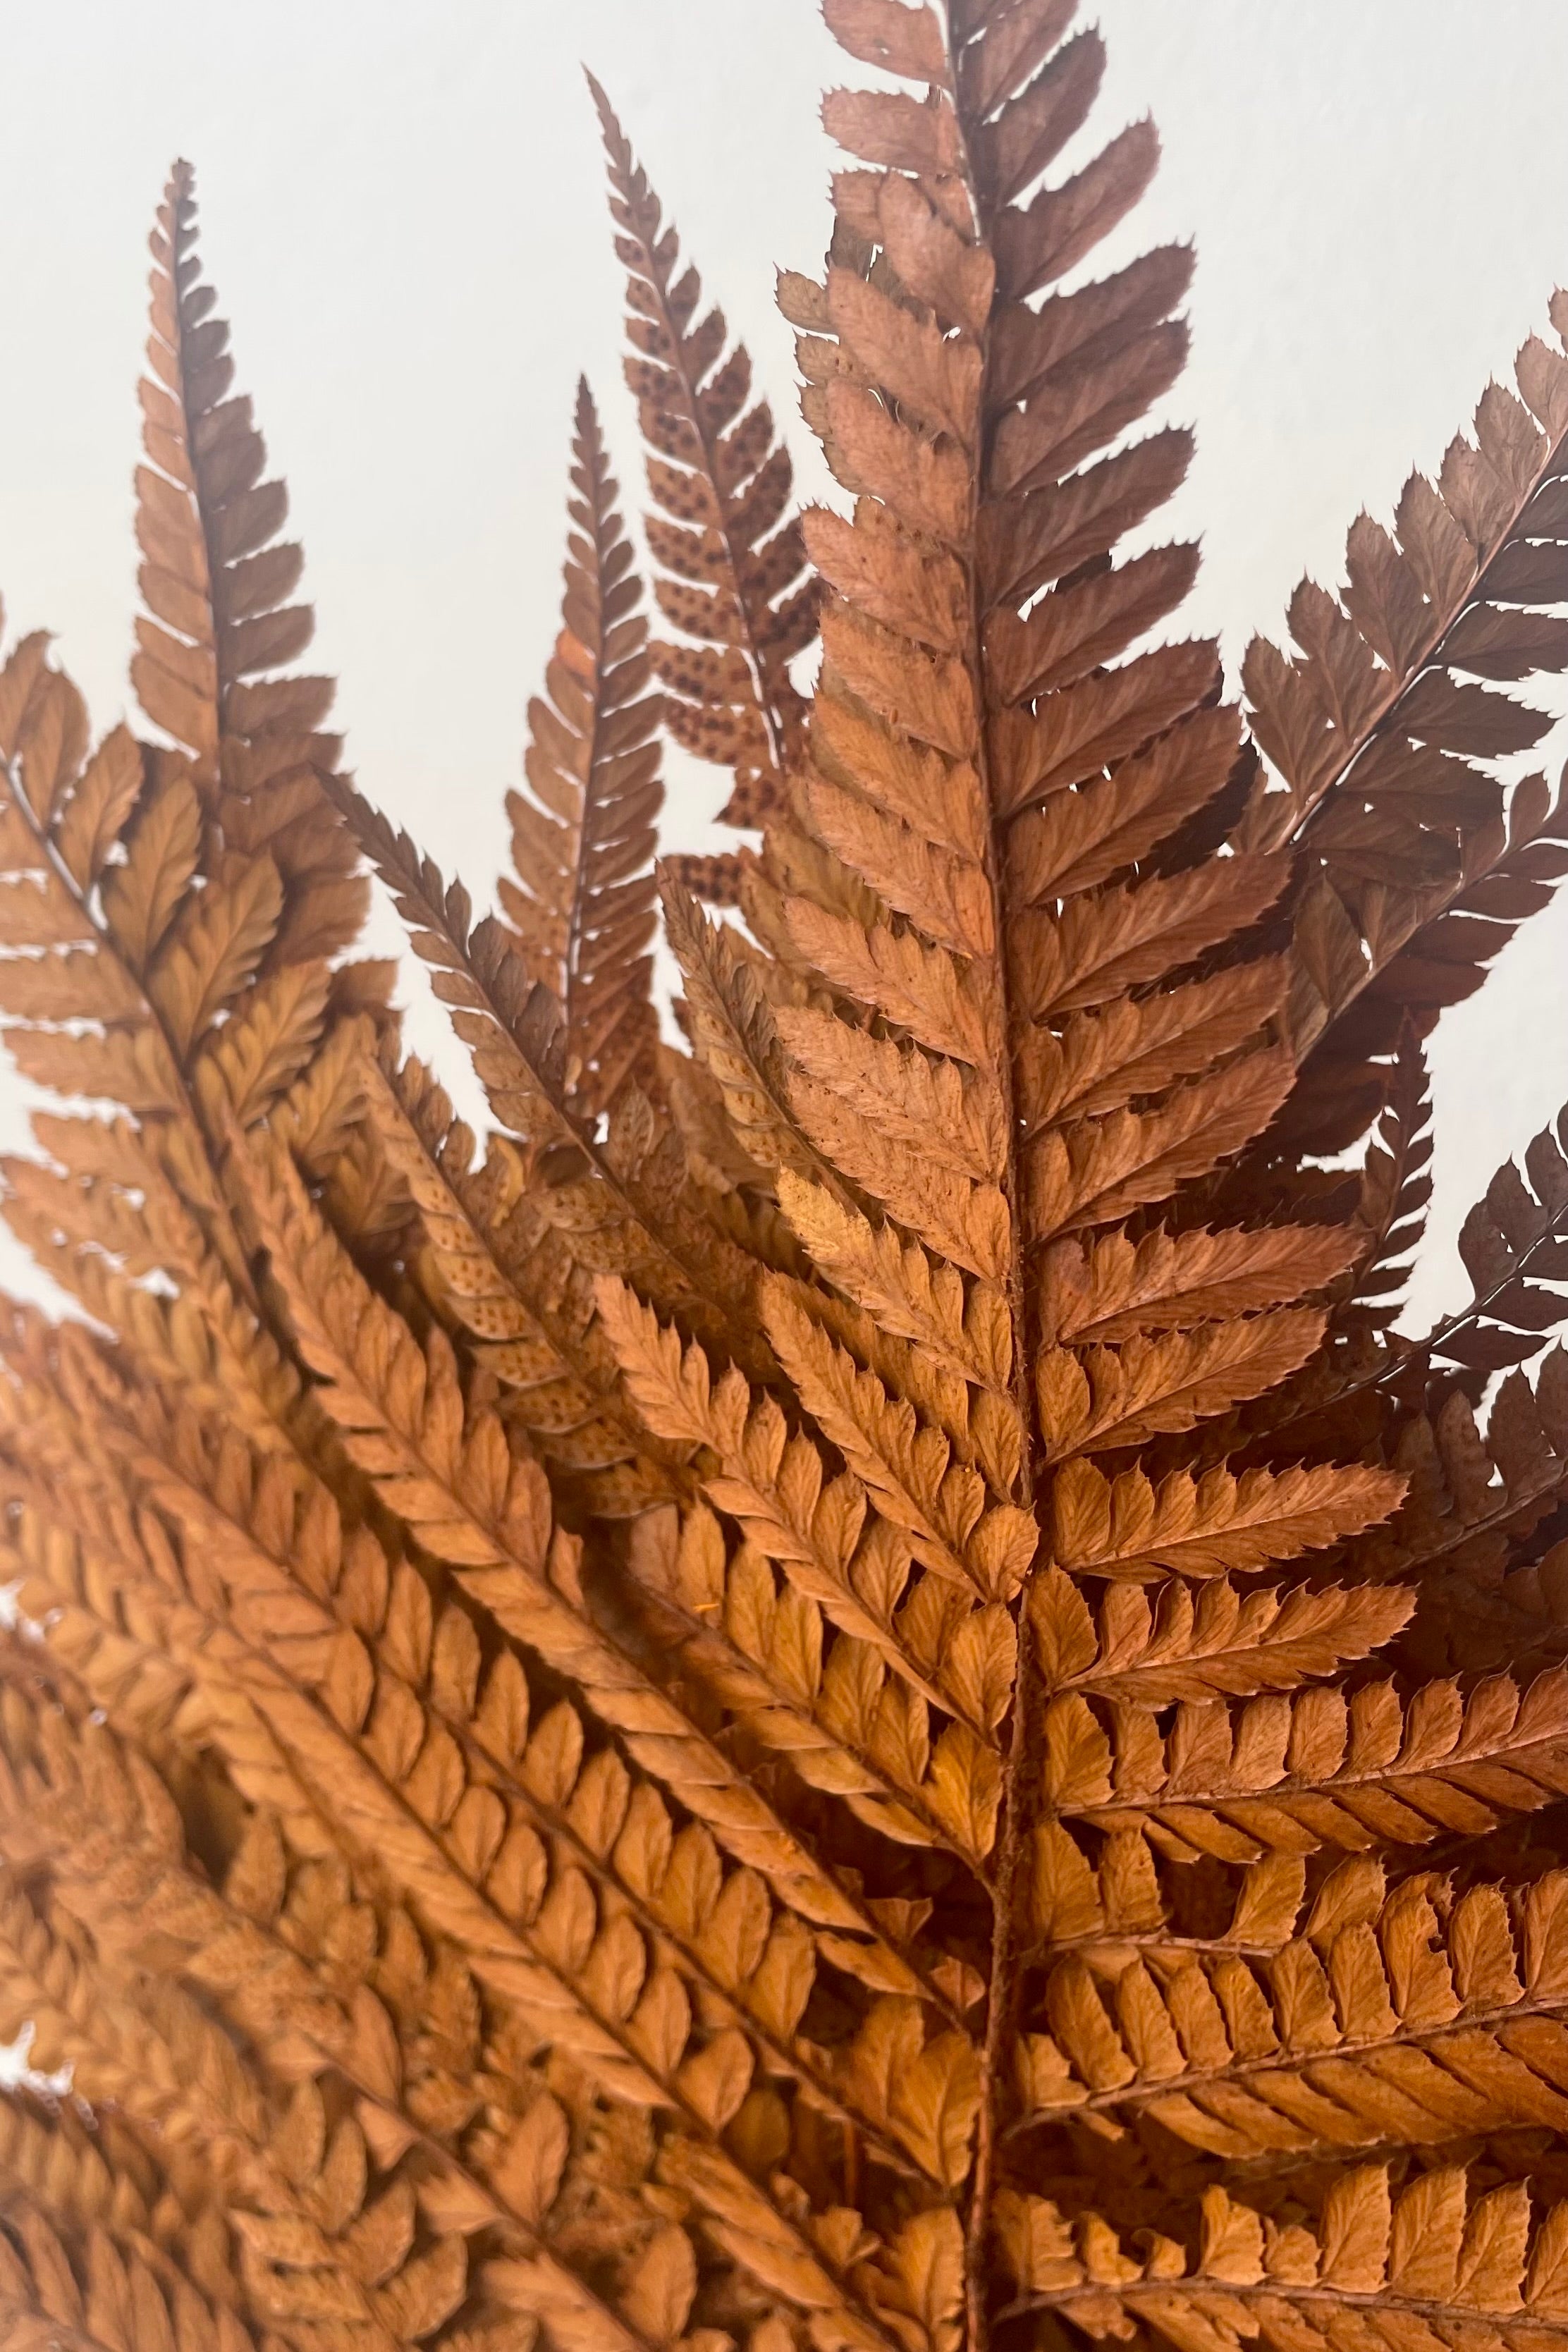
xmin=5 ymin=9 xmax=1568 ymax=2352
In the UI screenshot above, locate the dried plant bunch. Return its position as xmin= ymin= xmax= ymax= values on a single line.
xmin=6 ymin=8 xmax=1568 ymax=2352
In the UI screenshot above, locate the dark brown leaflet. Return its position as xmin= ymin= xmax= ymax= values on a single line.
xmin=1241 ymin=320 xmax=1568 ymax=1157
xmin=498 ymin=381 xmax=662 ymax=1120
xmin=592 ymin=78 xmax=818 ymax=847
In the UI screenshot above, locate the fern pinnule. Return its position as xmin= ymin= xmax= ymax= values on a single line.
xmin=0 ymin=2187 xmax=257 ymax=2352
xmin=1033 ymin=1565 xmax=1416 ymax=1703
xmin=1013 ymin=1851 xmax=1568 ymax=2164
xmin=499 ymin=381 xmax=661 ymax=1120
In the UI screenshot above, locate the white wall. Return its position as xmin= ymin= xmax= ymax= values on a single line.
xmin=1 ymin=0 xmax=1567 ymax=1323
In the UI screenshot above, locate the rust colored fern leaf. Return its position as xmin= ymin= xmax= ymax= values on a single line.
xmin=592 ymin=77 xmax=816 ymax=838
xmin=498 ymin=379 xmax=662 ymax=1118
xmin=138 ymin=161 xmax=366 ymax=971
xmin=4 ymin=16 xmax=1568 ymax=2352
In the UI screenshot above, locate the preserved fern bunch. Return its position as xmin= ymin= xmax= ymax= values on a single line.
xmin=6 ymin=12 xmax=1568 ymax=2352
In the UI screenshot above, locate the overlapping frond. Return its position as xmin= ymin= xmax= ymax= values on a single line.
xmin=587 ymin=1 xmax=1420 ymax=2329
xmin=324 ymin=773 xmax=771 ymax=1376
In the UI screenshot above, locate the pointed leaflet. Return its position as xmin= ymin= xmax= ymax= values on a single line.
xmin=499 ymin=381 xmax=661 ymax=1117
xmin=137 ymin=161 xmax=366 ymax=968
xmin=592 ymin=79 xmax=815 ymax=835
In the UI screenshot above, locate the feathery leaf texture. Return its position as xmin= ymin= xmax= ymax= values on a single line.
xmin=594 ymin=78 xmax=816 ymax=838
xmin=498 ymin=381 xmax=662 ymax=1117
xmin=1 ymin=14 xmax=1567 ymax=2352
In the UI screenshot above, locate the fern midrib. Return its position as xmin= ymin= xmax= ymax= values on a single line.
xmin=561 ymin=436 xmax=614 ymax=1087
xmin=1020 ymin=1921 xmax=1302 ymax=1969
xmin=997 ymin=2272 xmax=1558 ymax=2332
xmin=943 ymin=68 xmax=1055 ymax=2352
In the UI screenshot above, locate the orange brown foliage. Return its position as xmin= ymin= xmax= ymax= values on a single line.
xmin=2 ymin=13 xmax=1568 ymax=2352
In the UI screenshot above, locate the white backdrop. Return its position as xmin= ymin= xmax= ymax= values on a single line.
xmin=1 ymin=0 xmax=1567 ymax=1321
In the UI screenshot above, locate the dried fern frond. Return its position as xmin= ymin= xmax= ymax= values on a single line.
xmin=1238 ymin=324 xmax=1568 ymax=1158
xmin=4 ymin=14 xmax=1568 ymax=2352
xmin=498 ymin=381 xmax=662 ymax=1119
xmin=592 ymin=77 xmax=816 ymax=840
xmin=137 ymin=161 xmax=367 ymax=970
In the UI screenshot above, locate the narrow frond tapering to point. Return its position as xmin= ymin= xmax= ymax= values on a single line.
xmin=499 ymin=381 xmax=663 ymax=1118
xmin=590 ymin=75 xmax=817 ymax=841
